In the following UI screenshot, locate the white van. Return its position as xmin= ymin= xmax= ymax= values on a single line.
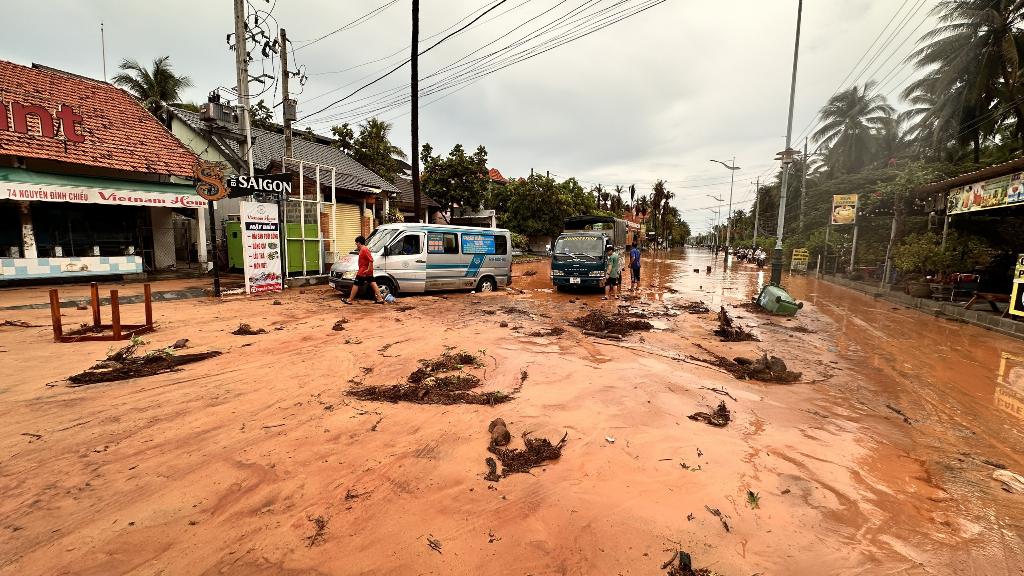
xmin=328 ymin=223 xmax=513 ymax=296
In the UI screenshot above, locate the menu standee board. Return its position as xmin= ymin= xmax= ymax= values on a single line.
xmin=1010 ymin=253 xmax=1024 ymax=317
xmin=240 ymin=201 xmax=284 ymax=294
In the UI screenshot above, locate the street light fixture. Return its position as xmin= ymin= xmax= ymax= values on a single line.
xmin=710 ymin=158 xmax=740 ymax=262
xmin=705 ymin=194 xmax=723 ymax=250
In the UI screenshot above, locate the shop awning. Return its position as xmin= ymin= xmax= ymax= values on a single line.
xmin=0 ymin=167 xmax=204 ymax=209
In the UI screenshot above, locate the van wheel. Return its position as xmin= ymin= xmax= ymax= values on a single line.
xmin=376 ymin=277 xmax=396 ymax=298
xmin=476 ymin=277 xmax=497 ymax=292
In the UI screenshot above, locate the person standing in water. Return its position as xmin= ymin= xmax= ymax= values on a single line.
xmin=629 ymin=242 xmax=641 ymax=292
xmin=603 ymin=244 xmax=622 ymax=300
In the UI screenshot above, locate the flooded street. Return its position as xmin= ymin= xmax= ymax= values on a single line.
xmin=1 ymin=249 xmax=1022 ymax=575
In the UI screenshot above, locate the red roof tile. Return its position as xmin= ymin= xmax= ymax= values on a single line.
xmin=0 ymin=60 xmax=198 ymax=178
xmin=488 ymin=168 xmax=507 ymax=183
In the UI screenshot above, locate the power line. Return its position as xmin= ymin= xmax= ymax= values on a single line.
xmin=298 ymin=0 xmax=513 ymax=122
xmin=293 ymin=0 xmax=399 ymax=52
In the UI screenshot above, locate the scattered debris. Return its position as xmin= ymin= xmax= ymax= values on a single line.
xmin=488 ymin=529 xmax=501 ymax=543
xmin=487 ymin=431 xmax=568 ymax=478
xmin=682 ymin=301 xmax=710 ymax=314
xmin=686 ymin=513 xmax=695 ymax=521
xmin=661 ymin=550 xmax=719 ymax=576
xmin=994 ymin=469 xmax=1024 ymax=494
xmin=305 ymin=515 xmax=328 ymax=547
xmin=232 ymin=323 xmax=267 ymax=336
xmin=66 ymin=343 xmax=221 ymax=386
xmin=522 ymin=269 xmax=538 ymax=276
xmin=489 ymin=418 xmax=511 ymax=446
xmin=526 ymin=326 xmax=565 ymax=337
xmin=482 ymin=309 xmax=497 ymax=315
xmin=344 ymin=337 xmax=363 ymax=345
xmin=426 ymin=535 xmax=443 ymax=554
xmin=746 ymin=490 xmax=761 ymax=509
xmin=715 ymin=306 xmax=758 ymax=342
xmin=1 ymin=320 xmax=42 ymax=328
xmin=697 ymin=346 xmax=802 ymax=382
xmin=570 ymin=310 xmax=653 ymax=336
xmin=344 ymin=488 xmax=368 ymax=501
xmin=370 ymin=417 xmax=383 ymax=431
xmin=704 ymin=505 xmax=730 ymax=532
xmin=348 ymin=350 xmax=512 ymax=405
xmin=262 ymin=423 xmax=286 ymax=429
xmin=982 ymin=458 xmax=1007 ymax=470
xmin=484 ymin=457 xmax=502 ymax=482
xmin=699 ymin=386 xmax=738 ymax=401
xmin=500 ymin=306 xmax=532 ymax=316
xmin=170 ymin=338 xmax=189 ymax=349
xmin=395 ymin=305 xmax=415 ymax=312
xmin=605 ymin=436 xmax=616 ymax=444
xmin=499 ymin=321 xmax=509 ymax=328
xmin=332 ymin=320 xmax=348 ymax=331
xmin=781 ymin=488 xmax=791 ymax=495
xmin=688 ymin=401 xmax=731 ymax=427
xmin=20 ymin=432 xmax=42 ymax=441
xmin=886 ymin=403 xmax=913 ymax=425
xmin=272 ymin=300 xmax=282 ymax=305
xmin=583 ymin=330 xmax=624 ymax=340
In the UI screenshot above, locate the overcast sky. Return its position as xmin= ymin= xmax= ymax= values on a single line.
xmin=4 ymin=1 xmax=936 ymax=232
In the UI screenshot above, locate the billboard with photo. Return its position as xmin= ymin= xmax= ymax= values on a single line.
xmin=948 ymin=172 xmax=1024 ymax=214
xmin=831 ymin=194 xmax=858 ymax=225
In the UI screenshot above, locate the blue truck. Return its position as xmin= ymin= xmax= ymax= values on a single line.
xmin=550 ymin=216 xmax=628 ymax=290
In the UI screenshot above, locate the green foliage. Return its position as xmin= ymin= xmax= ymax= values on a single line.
xmin=333 ymin=118 xmax=406 ymax=183
xmin=112 ymin=55 xmax=192 ymax=120
xmin=330 ymin=123 xmax=355 ymax=154
xmin=249 ymin=99 xmax=274 ymax=130
xmin=510 ymin=232 xmax=530 ymax=252
xmin=894 ymin=231 xmax=993 ymax=275
xmin=384 ymin=206 xmax=404 ymax=224
xmin=420 ymin=143 xmax=489 ymax=215
xmin=495 ymin=174 xmax=596 ymax=237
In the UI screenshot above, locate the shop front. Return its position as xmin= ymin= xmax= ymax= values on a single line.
xmin=0 ymin=60 xmax=202 ymax=283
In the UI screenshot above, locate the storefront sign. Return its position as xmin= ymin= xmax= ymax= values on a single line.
xmin=791 ymin=248 xmax=809 ymax=272
xmin=0 ymin=100 xmax=84 ymax=142
xmin=831 ymin=194 xmax=858 ymax=225
xmin=1010 ymin=253 xmax=1024 ymax=318
xmin=193 ymin=160 xmax=228 ymax=201
xmin=227 ymin=173 xmax=293 ymax=200
xmin=948 ymin=172 xmax=1024 ymax=215
xmin=240 ymin=201 xmax=283 ymax=294
xmin=2 ymin=181 xmax=204 ymax=208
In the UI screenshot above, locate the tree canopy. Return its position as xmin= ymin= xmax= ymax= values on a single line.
xmin=112 ymin=55 xmax=192 ymax=120
xmin=420 ymin=143 xmax=490 ymax=216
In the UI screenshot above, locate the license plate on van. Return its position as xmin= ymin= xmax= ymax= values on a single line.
xmin=570 ymin=277 xmax=581 ymax=284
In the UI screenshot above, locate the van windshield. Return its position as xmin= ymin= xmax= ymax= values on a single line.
xmin=554 ymin=235 xmax=605 ymax=257
xmin=365 ymin=229 xmax=399 ymax=253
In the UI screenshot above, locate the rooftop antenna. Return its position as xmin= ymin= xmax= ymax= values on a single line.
xmin=100 ymin=21 xmax=108 ymax=81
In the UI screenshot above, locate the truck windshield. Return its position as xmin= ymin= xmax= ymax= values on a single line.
xmin=554 ymin=235 xmax=605 ymax=257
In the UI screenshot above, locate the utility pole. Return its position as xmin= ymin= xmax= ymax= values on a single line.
xmin=100 ymin=22 xmax=107 ymax=82
xmin=771 ymin=0 xmax=803 ymax=286
xmin=233 ymin=0 xmax=254 ymax=174
xmin=279 ymin=28 xmax=294 ymax=159
xmin=411 ymin=0 xmax=422 ymax=222
xmin=799 ymin=136 xmax=807 ymax=232
xmin=711 ymin=158 xmax=740 ymax=262
xmin=752 ymin=177 xmax=761 ymax=249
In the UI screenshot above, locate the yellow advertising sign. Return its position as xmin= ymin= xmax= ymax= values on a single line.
xmin=791 ymin=248 xmax=809 ymax=272
xmin=831 ymin=194 xmax=858 ymax=225
xmin=1011 ymin=254 xmax=1024 ymax=318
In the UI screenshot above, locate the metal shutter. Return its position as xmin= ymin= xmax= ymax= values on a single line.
xmin=327 ymin=203 xmax=361 ymax=263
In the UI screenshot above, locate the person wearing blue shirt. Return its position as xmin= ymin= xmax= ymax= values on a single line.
xmin=629 ymin=242 xmax=641 ymax=292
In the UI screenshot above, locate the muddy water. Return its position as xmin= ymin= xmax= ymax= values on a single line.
xmin=519 ymin=248 xmax=1024 ymax=572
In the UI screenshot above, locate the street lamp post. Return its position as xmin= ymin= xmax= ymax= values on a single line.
xmin=706 ymin=194 xmax=723 ymax=253
xmin=710 ymin=158 xmax=740 ymax=262
xmin=770 ymin=0 xmax=803 ymax=286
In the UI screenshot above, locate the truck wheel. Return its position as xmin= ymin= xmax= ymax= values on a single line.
xmin=476 ymin=276 xmax=497 ymax=292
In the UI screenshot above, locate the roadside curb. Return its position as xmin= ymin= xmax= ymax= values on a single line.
xmin=817 ymin=275 xmax=1024 ymax=341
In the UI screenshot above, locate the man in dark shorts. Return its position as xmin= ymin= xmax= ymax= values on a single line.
xmin=343 ymin=236 xmax=384 ymax=305
xmin=629 ymin=242 xmax=641 ymax=291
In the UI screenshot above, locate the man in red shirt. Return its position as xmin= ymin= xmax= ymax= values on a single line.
xmin=343 ymin=236 xmax=385 ymax=304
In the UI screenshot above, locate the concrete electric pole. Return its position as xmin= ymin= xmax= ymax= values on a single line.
xmin=799 ymin=136 xmax=807 ymax=232
xmin=711 ymin=157 xmax=740 ymax=262
xmin=233 ymin=0 xmax=254 ymax=174
xmin=752 ymin=177 xmax=761 ymax=249
xmin=279 ymin=28 xmax=295 ymax=160
xmin=411 ymin=0 xmax=422 ymax=222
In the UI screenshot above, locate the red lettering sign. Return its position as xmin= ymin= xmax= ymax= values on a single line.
xmin=2 ymin=99 xmax=84 ymax=142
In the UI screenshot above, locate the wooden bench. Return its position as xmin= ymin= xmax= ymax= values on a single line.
xmin=964 ymin=292 xmax=1011 ymax=317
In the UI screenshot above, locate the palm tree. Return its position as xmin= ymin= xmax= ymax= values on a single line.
xmin=612 ymin=185 xmax=625 ymax=213
xmin=628 ymin=184 xmax=636 ymax=208
xmin=659 ymin=191 xmax=675 ymax=241
xmin=650 ymin=180 xmax=668 ymax=236
xmin=112 ymin=56 xmax=192 ymax=121
xmin=812 ymin=81 xmax=894 ymax=175
xmin=904 ymin=0 xmax=1024 ymax=162
xmin=355 ymin=117 xmax=407 ymax=183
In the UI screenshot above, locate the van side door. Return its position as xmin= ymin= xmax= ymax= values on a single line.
xmin=385 ymin=232 xmax=426 ymax=293
xmin=425 ymin=231 xmax=463 ymax=290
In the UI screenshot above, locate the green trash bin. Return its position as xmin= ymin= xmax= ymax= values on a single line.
xmin=756 ymin=285 xmax=803 ymax=316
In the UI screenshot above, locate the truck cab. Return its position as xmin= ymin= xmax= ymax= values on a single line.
xmin=550 ymin=215 xmax=627 ymax=290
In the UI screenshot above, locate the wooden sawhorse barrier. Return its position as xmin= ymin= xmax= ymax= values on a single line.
xmin=49 ymin=282 xmax=155 ymax=342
